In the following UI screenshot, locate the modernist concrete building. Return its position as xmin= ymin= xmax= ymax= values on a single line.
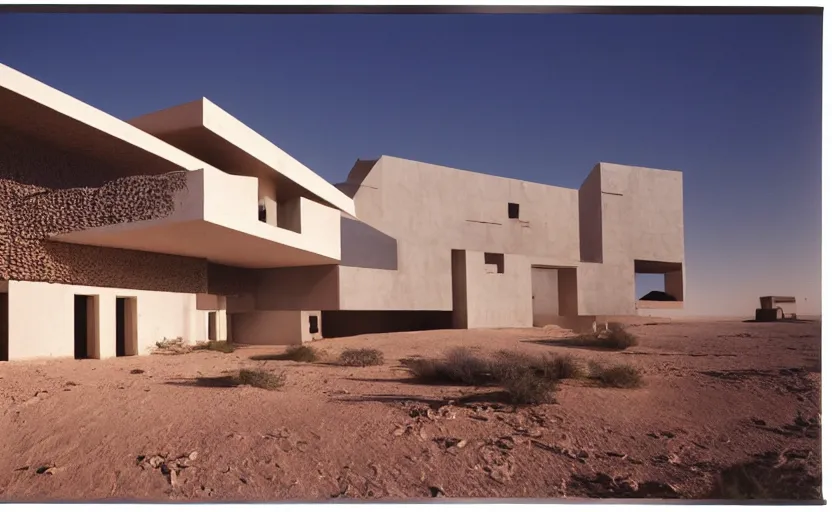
xmin=0 ymin=63 xmax=685 ymax=361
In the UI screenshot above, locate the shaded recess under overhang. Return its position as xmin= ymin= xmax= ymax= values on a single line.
xmin=129 ymin=98 xmax=356 ymax=216
xmin=0 ymin=67 xmax=209 ymax=182
xmin=53 ymin=219 xmax=339 ymax=269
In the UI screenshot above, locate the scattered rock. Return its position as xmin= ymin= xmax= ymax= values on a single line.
xmin=188 ymin=451 xmax=198 ymax=461
xmin=169 ymin=469 xmax=179 ymax=487
xmin=130 ymin=369 xmax=145 ymax=374
xmin=752 ymin=418 xmax=767 ymax=426
xmin=606 ymin=451 xmax=626 ymax=458
xmin=14 ymin=466 xmax=29 ymax=472
xmin=496 ymin=437 xmax=515 ymax=450
xmin=36 ymin=465 xmax=61 ymax=475
xmin=429 ymin=485 xmax=444 ymax=497
xmin=661 ymin=431 xmax=676 ymax=439
xmin=148 ymin=456 xmax=165 ymax=469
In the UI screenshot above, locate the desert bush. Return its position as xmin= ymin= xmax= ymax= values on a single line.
xmin=494 ymin=351 xmax=584 ymax=381
xmin=402 ymin=348 xmax=495 ymax=386
xmin=338 ymin=348 xmax=385 ymax=367
xmin=707 ymin=457 xmax=822 ymax=500
xmin=603 ymin=323 xmax=639 ymax=349
xmin=268 ymin=345 xmax=321 ymax=362
xmin=589 ymin=362 xmax=643 ymax=388
xmin=561 ymin=323 xmax=639 ymax=350
xmin=237 ymin=369 xmax=286 ymax=390
xmin=193 ymin=340 xmax=235 ymax=353
xmin=402 ymin=348 xmax=573 ymax=404
xmin=492 ymin=359 xmax=558 ymax=404
xmin=155 ymin=337 xmax=185 ymax=350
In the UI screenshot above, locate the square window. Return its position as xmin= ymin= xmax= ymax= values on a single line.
xmin=508 ymin=203 xmax=520 ymax=219
xmin=484 ymin=252 xmax=505 ymax=274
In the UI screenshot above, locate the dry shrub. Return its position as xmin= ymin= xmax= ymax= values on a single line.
xmin=264 ymin=345 xmax=321 ymax=362
xmin=563 ymin=323 xmax=639 ymax=350
xmin=237 ymin=369 xmax=286 ymax=390
xmin=707 ymin=455 xmax=822 ymax=500
xmin=495 ymin=351 xmax=584 ymax=381
xmin=402 ymin=348 xmax=495 ymax=386
xmin=193 ymin=340 xmax=235 ymax=353
xmin=589 ymin=362 xmax=643 ymax=388
xmin=338 ymin=348 xmax=385 ymax=367
xmin=402 ymin=348 xmax=575 ymax=405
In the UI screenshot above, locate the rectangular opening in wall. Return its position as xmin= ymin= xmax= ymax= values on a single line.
xmin=258 ymin=202 xmax=267 ymax=223
xmin=484 ymin=252 xmax=505 ymax=274
xmin=0 ymin=292 xmax=7 ymax=362
xmin=208 ymin=312 xmax=217 ymax=341
xmin=116 ymin=297 xmax=138 ymax=357
xmin=634 ymin=260 xmax=684 ymax=309
xmin=508 ymin=202 xmax=520 ymax=219
xmin=74 ymin=295 xmax=95 ymax=359
xmin=309 ymin=315 xmax=319 ymax=335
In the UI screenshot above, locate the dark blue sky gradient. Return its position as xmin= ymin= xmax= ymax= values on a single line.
xmin=0 ymin=13 xmax=822 ymax=315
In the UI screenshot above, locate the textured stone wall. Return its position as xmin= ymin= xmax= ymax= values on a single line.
xmin=0 ymin=127 xmax=209 ymax=293
xmin=0 ymin=174 xmax=209 ymax=293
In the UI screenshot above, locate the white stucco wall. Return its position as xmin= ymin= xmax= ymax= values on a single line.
xmin=6 ymin=280 xmax=208 ymax=361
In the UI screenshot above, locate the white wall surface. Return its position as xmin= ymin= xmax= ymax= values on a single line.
xmin=6 ymin=280 xmax=207 ymax=360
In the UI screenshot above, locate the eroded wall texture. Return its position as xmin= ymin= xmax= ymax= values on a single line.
xmin=1 ymin=127 xmax=226 ymax=294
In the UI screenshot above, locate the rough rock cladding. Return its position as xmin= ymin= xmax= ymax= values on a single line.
xmin=0 ymin=173 xmax=210 ymax=293
xmin=0 ymin=128 xmax=264 ymax=295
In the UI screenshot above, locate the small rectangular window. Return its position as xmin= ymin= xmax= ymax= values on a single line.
xmin=484 ymin=252 xmax=505 ymax=274
xmin=309 ymin=315 xmax=319 ymax=334
xmin=508 ymin=203 xmax=520 ymax=219
xmin=258 ymin=203 xmax=267 ymax=223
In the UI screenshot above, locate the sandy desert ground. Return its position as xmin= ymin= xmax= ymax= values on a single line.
xmin=0 ymin=318 xmax=822 ymax=502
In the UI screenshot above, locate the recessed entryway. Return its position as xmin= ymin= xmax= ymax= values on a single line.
xmin=0 ymin=292 xmax=8 ymax=362
xmin=116 ymin=297 xmax=138 ymax=357
xmin=74 ymin=295 xmax=96 ymax=359
xmin=208 ymin=312 xmax=217 ymax=341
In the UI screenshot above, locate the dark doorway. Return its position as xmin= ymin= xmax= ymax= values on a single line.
xmin=74 ymin=295 xmax=92 ymax=359
xmin=309 ymin=315 xmax=319 ymax=335
xmin=0 ymin=292 xmax=8 ymax=362
xmin=116 ymin=298 xmax=126 ymax=356
xmin=208 ymin=312 xmax=217 ymax=341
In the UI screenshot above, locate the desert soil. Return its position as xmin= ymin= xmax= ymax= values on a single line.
xmin=0 ymin=319 xmax=822 ymax=502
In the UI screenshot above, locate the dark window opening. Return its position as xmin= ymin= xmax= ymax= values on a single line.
xmin=508 ymin=202 xmax=520 ymax=219
xmin=258 ymin=203 xmax=267 ymax=223
xmin=309 ymin=315 xmax=319 ymax=334
xmin=484 ymin=252 xmax=505 ymax=274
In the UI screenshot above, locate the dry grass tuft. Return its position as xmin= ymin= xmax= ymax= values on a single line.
xmin=589 ymin=362 xmax=643 ymax=388
xmin=495 ymin=351 xmax=585 ymax=381
xmin=402 ymin=348 xmax=579 ymax=405
xmin=561 ymin=323 xmax=639 ymax=350
xmin=252 ymin=345 xmax=322 ymax=363
xmin=193 ymin=340 xmax=235 ymax=353
xmin=338 ymin=348 xmax=385 ymax=367
xmin=236 ymin=369 xmax=286 ymax=390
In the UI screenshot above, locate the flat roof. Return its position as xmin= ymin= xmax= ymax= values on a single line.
xmin=129 ymin=98 xmax=355 ymax=216
xmin=0 ymin=62 xmax=215 ymax=176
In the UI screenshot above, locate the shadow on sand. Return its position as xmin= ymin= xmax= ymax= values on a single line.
xmin=519 ymin=337 xmax=627 ymax=352
xmin=334 ymin=390 xmax=519 ymax=407
xmin=165 ymin=376 xmax=239 ymax=388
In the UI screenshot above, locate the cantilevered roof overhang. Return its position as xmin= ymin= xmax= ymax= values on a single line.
xmin=129 ymin=98 xmax=356 ymax=216
xmin=0 ymin=63 xmax=214 ymax=177
xmin=53 ymin=218 xmax=339 ymax=268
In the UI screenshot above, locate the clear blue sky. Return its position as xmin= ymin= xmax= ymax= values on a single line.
xmin=0 ymin=13 xmax=822 ymax=316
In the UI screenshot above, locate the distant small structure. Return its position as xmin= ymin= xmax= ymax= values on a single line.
xmin=755 ymin=296 xmax=797 ymax=322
